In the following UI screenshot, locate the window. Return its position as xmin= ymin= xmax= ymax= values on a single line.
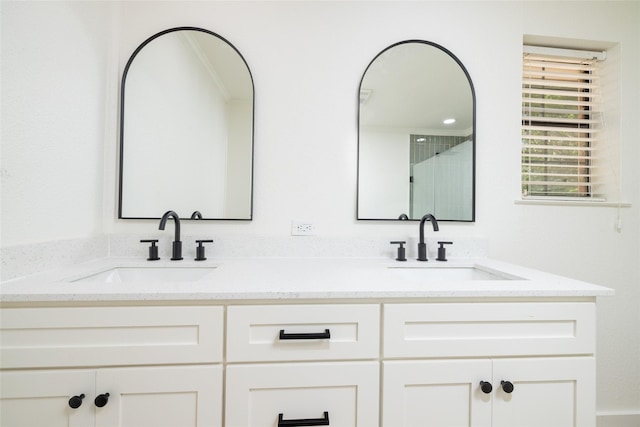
xmin=521 ymin=45 xmax=606 ymax=199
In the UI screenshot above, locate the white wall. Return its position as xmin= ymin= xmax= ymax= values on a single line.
xmin=2 ymin=0 xmax=639 ymax=421
xmin=1 ymin=1 xmax=115 ymax=245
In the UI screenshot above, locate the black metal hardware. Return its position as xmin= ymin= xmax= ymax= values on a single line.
xmin=94 ymin=393 xmax=110 ymax=408
xmin=417 ymin=214 xmax=439 ymax=261
xmin=279 ymin=329 xmax=331 ymax=340
xmin=479 ymin=381 xmax=493 ymax=394
xmin=278 ymin=411 xmax=330 ymax=427
xmin=68 ymin=394 xmax=85 ymax=409
xmin=436 ymin=241 xmax=453 ymax=262
xmin=190 ymin=211 xmax=203 ymax=219
xmin=390 ymin=241 xmax=407 ymax=261
xmin=140 ymin=239 xmax=160 ymax=261
xmin=501 ymin=380 xmax=514 ymax=393
xmin=195 ymin=239 xmax=214 ymax=261
xmin=159 ymin=210 xmax=182 ymax=260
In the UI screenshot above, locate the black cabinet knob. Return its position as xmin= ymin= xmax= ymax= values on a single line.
xmin=501 ymin=380 xmax=514 ymax=393
xmin=480 ymin=381 xmax=493 ymax=394
xmin=94 ymin=393 xmax=110 ymax=407
xmin=68 ymin=394 xmax=85 ymax=409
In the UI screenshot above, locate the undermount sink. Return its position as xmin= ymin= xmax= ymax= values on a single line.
xmin=70 ymin=266 xmax=217 ymax=283
xmin=388 ymin=265 xmax=521 ymax=281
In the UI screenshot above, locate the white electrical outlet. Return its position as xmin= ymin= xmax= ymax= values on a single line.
xmin=291 ymin=221 xmax=317 ymax=236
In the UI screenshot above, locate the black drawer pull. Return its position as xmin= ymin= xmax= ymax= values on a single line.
xmin=278 ymin=411 xmax=330 ymax=427
xmin=279 ymin=329 xmax=331 ymax=340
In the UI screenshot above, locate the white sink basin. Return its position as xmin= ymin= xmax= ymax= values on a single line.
xmin=71 ymin=267 xmax=217 ymax=283
xmin=388 ymin=265 xmax=521 ymax=281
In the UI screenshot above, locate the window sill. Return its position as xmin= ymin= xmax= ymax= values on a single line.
xmin=515 ymin=198 xmax=632 ymax=208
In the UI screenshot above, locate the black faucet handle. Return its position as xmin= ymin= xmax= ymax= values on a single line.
xmin=436 ymin=241 xmax=453 ymax=262
xmin=140 ymin=239 xmax=160 ymax=261
xmin=390 ymin=241 xmax=407 ymax=262
xmin=195 ymin=240 xmax=214 ymax=261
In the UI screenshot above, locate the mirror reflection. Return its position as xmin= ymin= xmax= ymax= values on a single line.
xmin=119 ymin=27 xmax=254 ymax=220
xmin=358 ymin=40 xmax=475 ymax=221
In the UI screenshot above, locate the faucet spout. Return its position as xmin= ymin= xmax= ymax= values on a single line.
xmin=417 ymin=213 xmax=439 ymax=261
xmin=159 ymin=210 xmax=182 ymax=260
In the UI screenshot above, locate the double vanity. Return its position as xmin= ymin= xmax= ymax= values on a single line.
xmin=0 ymin=22 xmax=615 ymax=427
xmin=0 ymin=255 xmax=613 ymax=427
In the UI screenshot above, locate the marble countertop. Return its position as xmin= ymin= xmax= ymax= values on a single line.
xmin=0 ymin=256 xmax=614 ymax=303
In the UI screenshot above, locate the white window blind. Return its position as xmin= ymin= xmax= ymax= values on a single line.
xmin=522 ymin=45 xmax=606 ymax=199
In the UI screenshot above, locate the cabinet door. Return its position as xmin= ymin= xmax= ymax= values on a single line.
xmin=492 ymin=357 xmax=595 ymax=427
xmin=382 ymin=360 xmax=492 ymax=427
xmin=95 ymin=365 xmax=222 ymax=427
xmin=0 ymin=370 xmax=95 ymax=427
xmin=226 ymin=362 xmax=379 ymax=427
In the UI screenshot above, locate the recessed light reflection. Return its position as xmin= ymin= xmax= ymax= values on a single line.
xmin=443 ymin=118 xmax=456 ymax=125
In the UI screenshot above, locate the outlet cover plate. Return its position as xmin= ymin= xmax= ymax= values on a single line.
xmin=291 ymin=221 xmax=316 ymax=236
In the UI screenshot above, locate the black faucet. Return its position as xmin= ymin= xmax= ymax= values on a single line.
xmin=417 ymin=213 xmax=439 ymax=261
xmin=159 ymin=210 xmax=182 ymax=260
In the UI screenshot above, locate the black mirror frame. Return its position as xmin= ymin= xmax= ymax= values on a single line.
xmin=118 ymin=26 xmax=255 ymax=220
xmin=356 ymin=40 xmax=476 ymax=222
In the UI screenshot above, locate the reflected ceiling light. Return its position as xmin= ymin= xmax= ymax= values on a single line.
xmin=443 ymin=118 xmax=456 ymax=125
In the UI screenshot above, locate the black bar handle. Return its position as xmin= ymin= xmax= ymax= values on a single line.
xmin=279 ymin=329 xmax=331 ymax=340
xmin=278 ymin=412 xmax=330 ymax=427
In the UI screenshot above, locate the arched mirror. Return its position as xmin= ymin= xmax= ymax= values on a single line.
xmin=119 ymin=27 xmax=254 ymax=220
xmin=357 ymin=40 xmax=475 ymax=221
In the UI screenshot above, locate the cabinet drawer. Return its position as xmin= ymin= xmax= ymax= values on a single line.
xmin=0 ymin=306 xmax=223 ymax=368
xmin=227 ymin=304 xmax=379 ymax=362
xmin=226 ymin=362 xmax=379 ymax=427
xmin=383 ymin=302 xmax=595 ymax=358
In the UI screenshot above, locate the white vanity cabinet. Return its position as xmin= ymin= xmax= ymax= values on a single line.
xmin=0 ymin=287 xmax=604 ymax=426
xmin=382 ymin=302 xmax=597 ymax=427
xmin=225 ymin=304 xmax=380 ymax=427
xmin=0 ymin=305 xmax=224 ymax=427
